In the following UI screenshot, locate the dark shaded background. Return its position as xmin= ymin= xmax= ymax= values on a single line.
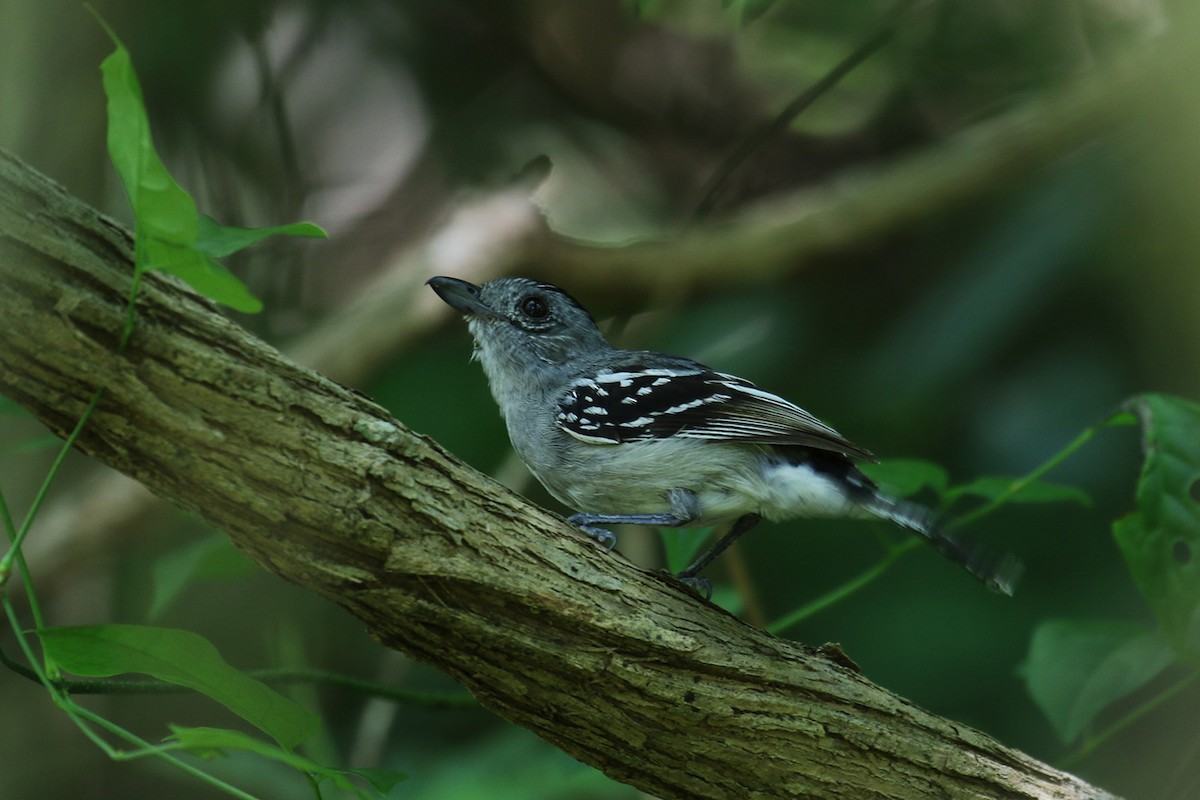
xmin=2 ymin=1 xmax=1197 ymax=798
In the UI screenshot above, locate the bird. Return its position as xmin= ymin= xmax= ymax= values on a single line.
xmin=427 ymin=275 xmax=1018 ymax=598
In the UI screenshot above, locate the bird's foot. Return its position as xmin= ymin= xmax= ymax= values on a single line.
xmin=674 ymin=573 xmax=712 ymax=600
xmin=575 ymin=524 xmax=617 ymax=552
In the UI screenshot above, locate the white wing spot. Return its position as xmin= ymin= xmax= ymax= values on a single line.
xmin=662 ymin=398 xmax=709 ymax=414
xmin=598 ymin=369 xmax=692 ymax=383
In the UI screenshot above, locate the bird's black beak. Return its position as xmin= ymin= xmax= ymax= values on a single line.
xmin=427 ymin=276 xmax=499 ymax=319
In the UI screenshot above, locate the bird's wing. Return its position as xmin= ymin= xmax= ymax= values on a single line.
xmin=555 ymin=360 xmax=873 ymax=460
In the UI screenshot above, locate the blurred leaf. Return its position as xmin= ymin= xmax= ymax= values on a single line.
xmin=0 ymin=434 xmax=62 ymax=457
xmin=709 ymin=585 xmax=745 ymax=617
xmin=859 ymin=459 xmax=949 ymax=499
xmin=660 ymin=526 xmax=714 ymax=575
xmin=622 ymin=0 xmax=664 ymax=18
xmin=348 ymin=767 xmax=410 ymax=794
xmin=723 ymin=0 xmax=780 ymax=26
xmin=194 ymin=215 xmax=325 ymax=259
xmin=39 ymin=624 xmax=318 ymax=748
xmin=1113 ymin=393 xmax=1200 ymax=655
xmin=861 ymin=162 xmax=1107 ymax=414
xmin=948 ymin=476 xmax=1092 ymax=507
xmin=150 ymin=532 xmax=259 ymax=620
xmin=168 ymin=726 xmax=404 ymax=798
xmin=0 ymin=396 xmax=28 ymax=415
xmin=411 ymin=725 xmax=631 ymax=800
xmin=1021 ymin=620 xmax=1175 ymax=744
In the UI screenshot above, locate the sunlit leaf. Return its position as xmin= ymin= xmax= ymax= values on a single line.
xmin=1021 ymin=620 xmax=1175 ymax=744
xmin=195 ymin=215 xmax=325 ymax=259
xmin=92 ymin=13 xmax=324 ymax=313
xmin=141 ymin=238 xmax=263 ymax=313
xmin=39 ymin=624 xmax=318 ymax=748
xmin=96 ymin=23 xmax=197 ymax=254
xmin=1114 ymin=393 xmax=1200 ymax=655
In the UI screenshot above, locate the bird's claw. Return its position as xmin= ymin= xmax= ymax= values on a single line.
xmin=577 ymin=525 xmax=618 ymax=552
xmin=674 ymin=573 xmax=712 ymax=600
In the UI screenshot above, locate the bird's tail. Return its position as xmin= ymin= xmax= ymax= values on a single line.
xmin=865 ymin=494 xmax=1023 ymax=596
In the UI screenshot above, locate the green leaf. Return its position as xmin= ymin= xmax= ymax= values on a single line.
xmin=948 ymin=476 xmax=1092 ymax=507
xmin=92 ymin=14 xmax=323 ymax=313
xmin=347 ymin=767 xmax=410 ymax=794
xmin=96 ymin=24 xmax=198 ymax=253
xmin=195 ymin=215 xmax=326 ymax=259
xmin=168 ymin=726 xmax=405 ymax=798
xmin=150 ymin=533 xmax=259 ymax=620
xmin=1114 ymin=393 xmax=1200 ymax=655
xmin=142 ymin=238 xmax=264 ymax=313
xmin=1021 ymin=620 xmax=1175 ymax=744
xmin=39 ymin=624 xmax=318 ymax=748
xmin=93 ymin=17 xmax=259 ymax=309
xmin=859 ymin=459 xmax=949 ymax=499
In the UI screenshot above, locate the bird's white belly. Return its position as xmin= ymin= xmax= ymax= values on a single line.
xmin=521 ymin=436 xmax=859 ymax=526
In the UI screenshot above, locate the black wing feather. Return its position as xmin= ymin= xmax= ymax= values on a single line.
xmin=555 ymin=358 xmax=873 ymax=460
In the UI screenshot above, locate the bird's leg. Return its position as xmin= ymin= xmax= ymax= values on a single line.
xmin=674 ymin=513 xmax=762 ymax=599
xmin=568 ymin=488 xmax=699 ymax=552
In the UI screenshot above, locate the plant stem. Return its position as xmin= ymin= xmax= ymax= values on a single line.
xmin=1061 ymin=668 xmax=1200 ymax=769
xmin=693 ymin=0 xmax=920 ymax=220
xmin=66 ymin=702 xmax=262 ymax=799
xmin=5 ymin=596 xmax=261 ymax=799
xmin=119 ymin=267 xmax=143 ymax=352
xmin=947 ymin=409 xmax=1133 ymax=532
xmin=767 ymin=538 xmax=921 ymax=635
xmin=0 ymin=388 xmax=105 ymax=590
xmin=28 ymin=666 xmax=480 ymax=709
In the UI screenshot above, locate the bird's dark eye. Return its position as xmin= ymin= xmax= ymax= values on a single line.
xmin=520 ymin=294 xmax=549 ymax=319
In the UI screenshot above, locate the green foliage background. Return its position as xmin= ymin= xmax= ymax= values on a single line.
xmin=3 ymin=1 xmax=1199 ymax=798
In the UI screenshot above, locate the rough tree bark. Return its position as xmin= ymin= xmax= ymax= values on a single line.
xmin=0 ymin=150 xmax=1116 ymax=799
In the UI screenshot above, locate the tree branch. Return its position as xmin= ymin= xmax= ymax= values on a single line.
xmin=0 ymin=149 xmax=1116 ymax=799
xmin=533 ymin=44 xmax=1146 ymax=296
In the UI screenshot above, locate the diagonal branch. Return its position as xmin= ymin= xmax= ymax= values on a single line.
xmin=0 ymin=149 xmax=1116 ymax=799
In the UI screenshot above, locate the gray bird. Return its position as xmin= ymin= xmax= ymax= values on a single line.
xmin=428 ymin=275 xmax=1018 ymax=598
